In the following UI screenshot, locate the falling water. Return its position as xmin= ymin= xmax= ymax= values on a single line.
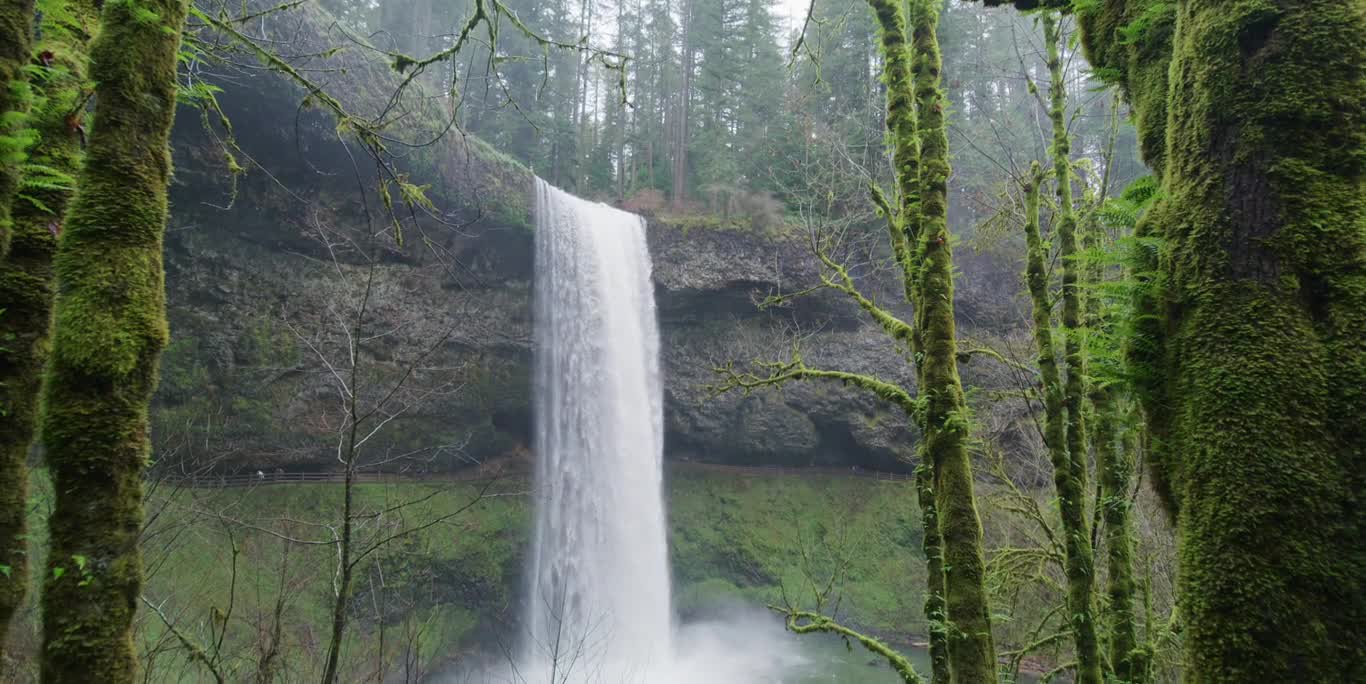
xmin=524 ymin=178 xmax=673 ymax=676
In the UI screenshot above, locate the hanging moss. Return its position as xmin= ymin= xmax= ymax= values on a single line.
xmin=38 ymin=0 xmax=188 ymax=680
xmin=0 ymin=0 xmax=36 ymax=257
xmin=0 ymin=0 xmax=98 ymax=652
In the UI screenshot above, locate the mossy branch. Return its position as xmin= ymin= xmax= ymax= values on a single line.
xmin=711 ymin=352 xmax=919 ymax=418
xmin=771 ymin=607 xmax=925 ymax=684
xmin=812 ymin=244 xmax=916 ymax=346
xmin=387 ymin=0 xmax=628 ymax=106
xmin=139 ymin=595 xmax=227 ymax=684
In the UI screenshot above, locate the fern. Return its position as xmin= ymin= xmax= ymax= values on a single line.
xmin=19 ymin=162 xmax=77 ymax=192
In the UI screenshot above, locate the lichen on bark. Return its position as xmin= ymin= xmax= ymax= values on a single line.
xmin=38 ymin=0 xmax=188 ymax=680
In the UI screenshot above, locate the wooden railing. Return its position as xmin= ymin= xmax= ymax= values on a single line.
xmin=167 ymin=461 xmax=915 ymax=488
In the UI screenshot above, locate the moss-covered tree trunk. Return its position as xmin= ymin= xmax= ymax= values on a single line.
xmin=865 ymin=1 xmax=996 ymax=680
xmin=39 ymin=0 xmax=187 ymax=679
xmin=1092 ymin=396 xmax=1142 ymax=680
xmin=0 ymin=0 xmax=35 ymax=652
xmin=865 ymin=3 xmax=950 ymax=680
xmin=1146 ymin=1 xmax=1364 ymax=678
xmin=1065 ymin=0 xmax=1366 ymax=678
xmin=908 ymin=1 xmax=997 ymax=680
xmin=0 ymin=0 xmax=98 ymax=652
xmin=915 ymin=466 xmax=950 ymax=684
xmin=1085 ymin=99 xmax=1144 ymax=683
xmin=1039 ymin=14 xmax=1102 ymax=684
xmin=0 ymin=0 xmax=35 ymax=257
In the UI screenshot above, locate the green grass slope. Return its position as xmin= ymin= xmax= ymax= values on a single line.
xmin=3 ymin=469 xmax=927 ymax=681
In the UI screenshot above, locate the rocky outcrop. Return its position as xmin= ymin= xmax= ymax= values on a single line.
xmin=152 ymin=0 xmax=1032 ymax=475
xmin=160 ymin=155 xmax=923 ymax=471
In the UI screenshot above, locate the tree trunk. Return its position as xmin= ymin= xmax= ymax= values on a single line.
xmin=1041 ymin=14 xmax=1102 ymax=684
xmin=1153 ymin=1 xmax=1364 ymax=678
xmin=909 ymin=1 xmax=997 ymax=680
xmin=1070 ymin=0 xmax=1365 ymax=678
xmin=916 ymin=467 xmax=950 ymax=684
xmin=0 ymin=0 xmax=35 ymax=650
xmin=671 ymin=0 xmax=692 ymax=208
xmin=319 ymin=456 xmax=356 ymax=683
xmin=1093 ymin=394 xmax=1143 ymax=681
xmin=0 ymin=0 xmax=98 ymax=653
xmin=1086 ymin=94 xmax=1144 ymax=684
xmin=39 ymin=0 xmax=187 ymax=680
xmin=866 ymin=2 xmax=997 ymax=679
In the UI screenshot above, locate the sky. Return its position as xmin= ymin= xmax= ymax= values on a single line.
xmin=777 ymin=0 xmax=814 ymax=32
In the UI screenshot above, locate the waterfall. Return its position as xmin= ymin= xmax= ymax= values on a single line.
xmin=524 ymin=178 xmax=673 ymax=675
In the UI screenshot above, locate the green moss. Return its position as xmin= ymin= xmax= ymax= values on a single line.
xmin=986 ymin=0 xmax=1363 ymax=676
xmin=0 ymin=0 xmax=36 ymax=257
xmin=0 ymin=0 xmax=99 ymax=653
xmin=1142 ymin=0 xmax=1366 ymax=679
xmin=38 ymin=0 xmax=188 ymax=679
xmin=1040 ymin=14 xmax=1103 ymax=684
xmin=1076 ymin=0 xmax=1174 ymax=175
xmin=903 ymin=1 xmax=998 ymax=680
xmin=857 ymin=1 xmax=997 ymax=680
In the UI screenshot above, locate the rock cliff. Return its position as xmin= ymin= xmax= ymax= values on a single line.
xmin=153 ymin=2 xmax=1023 ymax=475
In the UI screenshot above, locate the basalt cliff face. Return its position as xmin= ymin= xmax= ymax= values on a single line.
xmin=162 ymin=165 xmax=929 ymax=473
xmin=154 ymin=2 xmax=1023 ymax=475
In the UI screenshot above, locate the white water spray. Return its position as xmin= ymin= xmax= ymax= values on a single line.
xmin=524 ymin=178 xmax=673 ymax=675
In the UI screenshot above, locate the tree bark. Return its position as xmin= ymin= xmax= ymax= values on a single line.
xmin=1066 ymin=0 xmax=1365 ymax=678
xmin=38 ymin=0 xmax=187 ymax=680
xmin=915 ymin=466 xmax=950 ymax=684
xmin=0 ymin=0 xmax=98 ymax=653
xmin=1041 ymin=15 xmax=1103 ymax=684
xmin=1150 ymin=1 xmax=1364 ymax=678
xmin=908 ymin=1 xmax=998 ymax=680
xmin=866 ymin=2 xmax=997 ymax=679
